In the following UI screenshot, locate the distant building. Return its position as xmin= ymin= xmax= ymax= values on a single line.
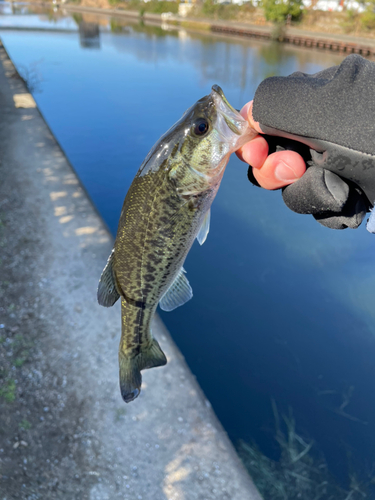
xmin=302 ymin=0 xmax=366 ymax=11
xmin=200 ymin=0 xmax=366 ymax=11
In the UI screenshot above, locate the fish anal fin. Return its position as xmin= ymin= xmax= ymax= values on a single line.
xmin=197 ymin=209 xmax=210 ymax=245
xmin=97 ymin=249 xmax=120 ymax=307
xmin=119 ymin=339 xmax=167 ymax=403
xmin=139 ymin=338 xmax=167 ymax=370
xmin=159 ymin=267 xmax=193 ymax=312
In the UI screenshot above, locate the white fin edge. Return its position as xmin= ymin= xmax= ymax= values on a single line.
xmin=97 ymin=249 xmax=120 ymax=307
xmin=197 ymin=209 xmax=210 ymax=246
xmin=367 ymin=204 xmax=375 ymax=233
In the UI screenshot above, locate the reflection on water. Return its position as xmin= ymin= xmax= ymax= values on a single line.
xmin=79 ymin=22 xmax=100 ymax=49
xmin=2 ymin=6 xmax=375 ymax=492
xmin=0 ymin=1 xmax=29 ymax=15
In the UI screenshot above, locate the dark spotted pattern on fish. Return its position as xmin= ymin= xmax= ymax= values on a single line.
xmin=98 ymin=85 xmax=256 ymax=402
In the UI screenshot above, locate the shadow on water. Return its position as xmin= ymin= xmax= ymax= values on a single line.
xmin=1 ymin=7 xmax=375 ymax=493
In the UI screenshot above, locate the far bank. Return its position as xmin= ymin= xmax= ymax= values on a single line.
xmin=24 ymin=0 xmax=375 ymax=58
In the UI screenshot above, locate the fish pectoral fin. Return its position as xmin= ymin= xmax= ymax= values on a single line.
xmin=196 ymin=209 xmax=210 ymax=245
xmin=97 ymin=249 xmax=120 ymax=307
xmin=159 ymin=267 xmax=193 ymax=312
xmin=119 ymin=339 xmax=167 ymax=403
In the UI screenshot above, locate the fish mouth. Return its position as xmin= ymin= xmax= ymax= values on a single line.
xmin=211 ymin=84 xmax=238 ymax=114
xmin=211 ymin=85 xmax=247 ymax=136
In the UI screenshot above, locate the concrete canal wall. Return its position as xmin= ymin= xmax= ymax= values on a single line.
xmin=0 ymin=40 xmax=262 ymax=499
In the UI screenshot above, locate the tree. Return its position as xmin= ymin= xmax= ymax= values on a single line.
xmin=262 ymin=0 xmax=303 ymax=23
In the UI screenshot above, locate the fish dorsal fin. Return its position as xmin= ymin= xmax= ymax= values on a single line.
xmin=159 ymin=267 xmax=193 ymax=312
xmin=196 ymin=209 xmax=210 ymax=245
xmin=97 ymin=249 xmax=120 ymax=307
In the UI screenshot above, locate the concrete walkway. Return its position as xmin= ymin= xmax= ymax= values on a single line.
xmin=0 ymin=42 xmax=262 ymax=499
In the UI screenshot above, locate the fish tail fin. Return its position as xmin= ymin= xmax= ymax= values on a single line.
xmin=119 ymin=339 xmax=167 ymax=403
xmin=118 ymin=356 xmax=142 ymax=404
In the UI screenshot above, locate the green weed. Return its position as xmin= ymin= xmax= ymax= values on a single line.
xmin=14 ymin=356 xmax=27 ymax=368
xmin=19 ymin=419 xmax=32 ymax=430
xmin=0 ymin=379 xmax=16 ymax=403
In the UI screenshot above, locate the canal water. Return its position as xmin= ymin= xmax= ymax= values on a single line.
xmin=2 ymin=3 xmax=375 ymax=493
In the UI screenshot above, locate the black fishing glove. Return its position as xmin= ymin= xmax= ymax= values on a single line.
xmin=250 ymin=54 xmax=375 ymax=229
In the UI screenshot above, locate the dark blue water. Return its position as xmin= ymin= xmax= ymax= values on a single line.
xmin=3 ymin=6 xmax=375 ymax=488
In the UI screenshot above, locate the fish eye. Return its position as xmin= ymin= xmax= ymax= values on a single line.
xmin=193 ymin=118 xmax=209 ymax=137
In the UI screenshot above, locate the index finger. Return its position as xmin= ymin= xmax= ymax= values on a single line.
xmin=240 ymin=101 xmax=263 ymax=134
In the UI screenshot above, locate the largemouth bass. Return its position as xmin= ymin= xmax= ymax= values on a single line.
xmin=98 ymin=85 xmax=256 ymax=403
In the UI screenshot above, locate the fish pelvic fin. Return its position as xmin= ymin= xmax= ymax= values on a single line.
xmin=119 ymin=339 xmax=167 ymax=403
xmin=97 ymin=249 xmax=120 ymax=307
xmin=159 ymin=267 xmax=193 ymax=312
xmin=196 ymin=209 xmax=210 ymax=246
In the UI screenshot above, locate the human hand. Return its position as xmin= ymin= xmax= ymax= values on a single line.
xmin=237 ymin=55 xmax=375 ymax=230
xmin=236 ymin=101 xmax=306 ymax=190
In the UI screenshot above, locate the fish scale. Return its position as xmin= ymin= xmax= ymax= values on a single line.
xmin=98 ymin=85 xmax=256 ymax=403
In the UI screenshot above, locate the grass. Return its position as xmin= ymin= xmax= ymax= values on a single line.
xmin=14 ymin=357 xmax=26 ymax=368
xmin=19 ymin=419 xmax=32 ymax=430
xmin=238 ymin=400 xmax=374 ymax=500
xmin=0 ymin=334 xmax=33 ymax=404
xmin=11 ymin=334 xmax=32 ymax=369
xmin=108 ymin=0 xmax=179 ymax=14
xmin=199 ymin=0 xmax=252 ymax=21
xmin=0 ymin=379 xmax=16 ymax=403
